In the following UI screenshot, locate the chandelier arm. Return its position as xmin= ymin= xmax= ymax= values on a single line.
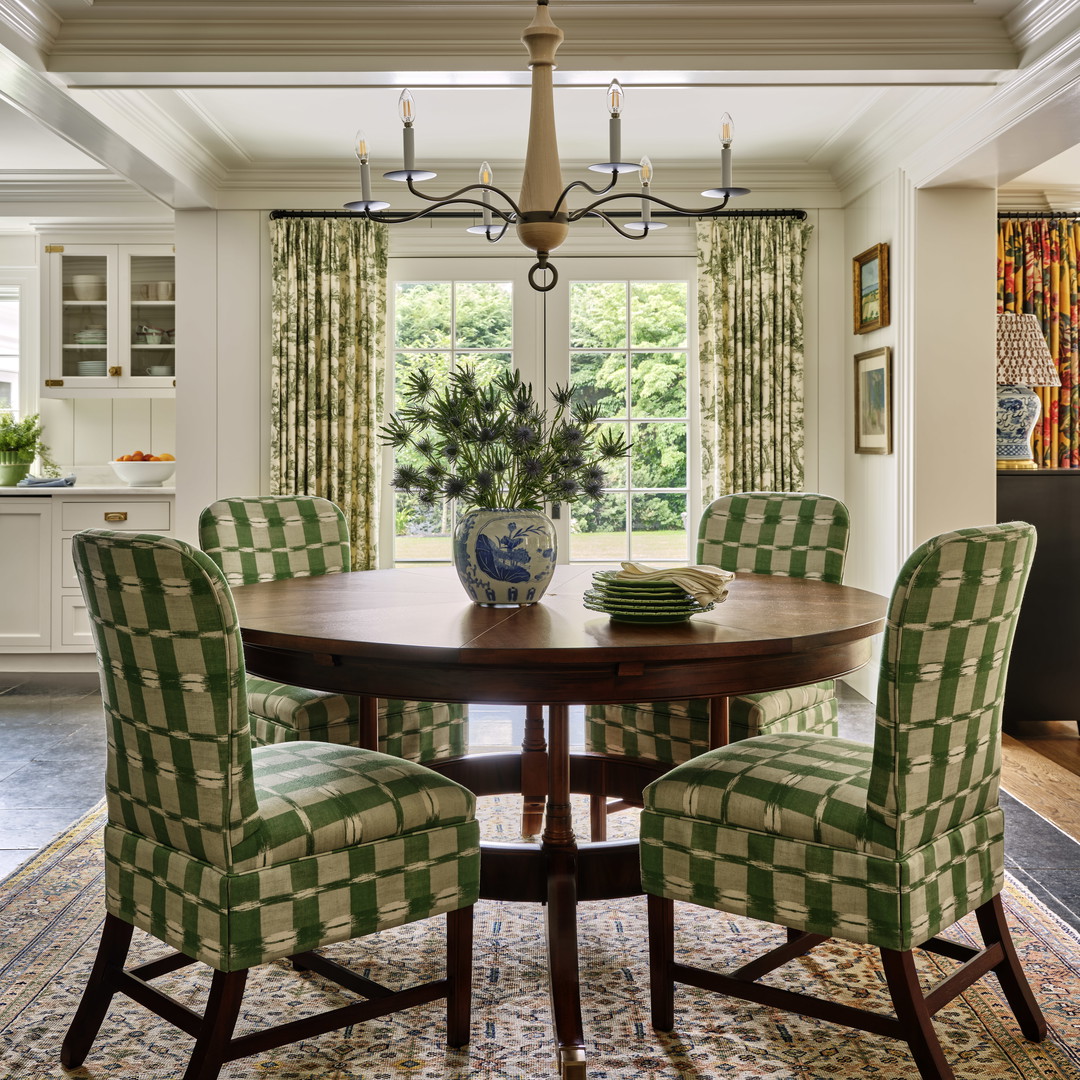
xmin=567 ymin=189 xmax=733 ymax=223
xmin=405 ymin=177 xmax=522 ymax=217
xmin=549 ymin=172 xmax=618 ymax=215
xmin=366 ymin=198 xmax=517 ymax=226
xmin=580 ymin=210 xmax=654 ymax=240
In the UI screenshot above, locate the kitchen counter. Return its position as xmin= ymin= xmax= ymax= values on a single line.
xmin=0 ymin=486 xmax=175 ymax=496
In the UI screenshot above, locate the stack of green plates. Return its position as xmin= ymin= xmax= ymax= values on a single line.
xmin=582 ymin=569 xmax=716 ymax=624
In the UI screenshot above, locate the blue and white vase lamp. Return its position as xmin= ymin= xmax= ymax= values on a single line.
xmin=996 ymin=312 xmax=1060 ymax=470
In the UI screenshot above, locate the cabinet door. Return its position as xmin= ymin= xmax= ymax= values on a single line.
xmin=0 ymin=499 xmax=52 ymax=649
xmin=121 ymin=245 xmax=176 ymax=389
xmin=44 ymin=245 xmax=118 ymax=391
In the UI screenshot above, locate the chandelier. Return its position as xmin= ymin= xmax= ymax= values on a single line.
xmin=344 ymin=0 xmax=749 ymax=291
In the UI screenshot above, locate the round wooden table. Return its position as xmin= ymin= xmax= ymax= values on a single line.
xmin=232 ymin=563 xmax=887 ymax=1079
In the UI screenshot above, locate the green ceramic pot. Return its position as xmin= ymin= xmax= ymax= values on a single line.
xmin=0 ymin=451 xmax=34 ymax=487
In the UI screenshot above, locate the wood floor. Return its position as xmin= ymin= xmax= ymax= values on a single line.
xmin=1002 ymin=720 xmax=1080 ymax=844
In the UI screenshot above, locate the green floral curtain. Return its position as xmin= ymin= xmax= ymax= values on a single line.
xmin=997 ymin=217 xmax=1080 ymax=469
xmin=270 ymin=217 xmax=388 ymax=568
xmin=697 ymin=216 xmax=814 ymax=500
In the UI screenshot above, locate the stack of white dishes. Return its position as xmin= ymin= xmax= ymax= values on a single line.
xmin=582 ymin=569 xmax=716 ymax=624
xmin=73 ymin=327 xmax=107 ymax=344
xmin=76 ymin=360 xmax=108 ymax=376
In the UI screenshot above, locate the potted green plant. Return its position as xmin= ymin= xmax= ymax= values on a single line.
xmin=0 ymin=413 xmax=60 ymax=486
xmin=382 ymin=366 xmax=630 ymax=605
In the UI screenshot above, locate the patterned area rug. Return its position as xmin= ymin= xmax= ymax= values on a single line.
xmin=2 ymin=795 xmax=1080 ymax=1079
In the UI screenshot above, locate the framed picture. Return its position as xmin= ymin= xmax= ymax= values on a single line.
xmin=852 ymin=243 xmax=890 ymax=334
xmin=854 ymin=347 xmax=892 ymax=454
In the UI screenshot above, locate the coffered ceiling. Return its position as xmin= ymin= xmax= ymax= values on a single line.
xmin=0 ymin=0 xmax=1078 ymax=220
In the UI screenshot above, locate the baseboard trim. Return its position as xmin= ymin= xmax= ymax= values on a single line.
xmin=0 ymin=654 xmax=97 ymax=673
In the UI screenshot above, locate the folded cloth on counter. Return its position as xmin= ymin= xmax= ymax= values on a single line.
xmin=615 ymin=561 xmax=734 ymax=606
xmin=17 ymin=474 xmax=76 ymax=487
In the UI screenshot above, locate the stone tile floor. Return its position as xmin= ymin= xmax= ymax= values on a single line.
xmin=1 ymin=674 xmax=1078 ymax=935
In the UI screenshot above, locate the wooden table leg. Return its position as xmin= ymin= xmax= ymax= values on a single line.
xmin=709 ymin=695 xmax=729 ymax=749
xmin=520 ymin=703 xmax=548 ymax=838
xmin=542 ymin=703 xmax=587 ymax=1078
xmin=358 ymin=694 xmax=379 ymax=752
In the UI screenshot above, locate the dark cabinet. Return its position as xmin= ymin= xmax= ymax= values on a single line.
xmin=997 ymin=470 xmax=1080 ymax=725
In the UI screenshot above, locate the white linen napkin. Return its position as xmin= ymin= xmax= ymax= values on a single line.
xmin=615 ymin=561 xmax=734 ymax=606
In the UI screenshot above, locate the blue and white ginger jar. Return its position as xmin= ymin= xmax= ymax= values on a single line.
xmin=453 ymin=508 xmax=557 ymax=606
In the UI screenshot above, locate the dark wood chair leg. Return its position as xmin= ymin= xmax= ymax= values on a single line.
xmin=975 ymin=894 xmax=1047 ymax=1041
xmin=647 ymin=893 xmax=676 ymax=1031
xmin=589 ymin=794 xmax=608 ymax=842
xmin=445 ymin=906 xmax=474 ymax=1047
xmin=880 ymin=948 xmax=955 ymax=1080
xmin=61 ymin=913 xmax=135 ymax=1069
xmin=182 ymin=968 xmax=247 ymax=1080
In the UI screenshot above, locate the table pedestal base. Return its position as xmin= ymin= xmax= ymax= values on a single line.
xmin=429 ymin=745 xmax=668 ymax=1078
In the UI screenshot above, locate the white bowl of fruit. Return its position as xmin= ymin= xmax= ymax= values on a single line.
xmin=110 ymin=452 xmax=176 ymax=487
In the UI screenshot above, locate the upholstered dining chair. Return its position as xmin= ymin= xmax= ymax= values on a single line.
xmin=641 ymin=522 xmax=1044 ymax=1080
xmin=62 ymin=531 xmax=480 ymax=1080
xmin=586 ymin=491 xmax=851 ymax=839
xmin=199 ymin=495 xmax=467 ymax=762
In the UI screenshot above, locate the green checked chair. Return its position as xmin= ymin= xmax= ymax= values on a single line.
xmin=199 ymin=496 xmax=467 ymax=762
xmin=641 ymin=522 xmax=1045 ymax=1080
xmin=62 ymin=531 xmax=480 ymax=1080
xmin=586 ymin=492 xmax=850 ymax=839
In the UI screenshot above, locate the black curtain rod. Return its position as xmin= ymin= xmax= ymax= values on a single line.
xmin=998 ymin=210 xmax=1080 ymax=219
xmin=269 ymin=208 xmax=807 ymax=221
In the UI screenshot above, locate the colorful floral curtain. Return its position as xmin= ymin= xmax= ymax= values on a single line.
xmin=697 ymin=216 xmax=814 ymax=500
xmin=997 ymin=217 xmax=1080 ymax=469
xmin=270 ymin=217 xmax=388 ymax=568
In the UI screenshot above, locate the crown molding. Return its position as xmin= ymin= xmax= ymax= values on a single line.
xmin=997 ymin=184 xmax=1080 ymax=210
xmin=45 ymin=9 xmax=1017 ymax=75
xmin=0 ymin=0 xmax=60 ymax=56
xmin=1004 ymin=0 xmax=1080 ymax=56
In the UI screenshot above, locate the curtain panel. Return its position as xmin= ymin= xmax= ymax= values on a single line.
xmin=997 ymin=217 xmax=1080 ymax=469
xmin=697 ymin=217 xmax=814 ymax=501
xmin=270 ymin=217 xmax=388 ymax=568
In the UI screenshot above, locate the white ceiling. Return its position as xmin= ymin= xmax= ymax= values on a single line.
xmin=0 ymin=0 xmax=1078 ymax=216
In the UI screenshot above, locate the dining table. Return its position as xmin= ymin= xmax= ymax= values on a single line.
xmin=231 ymin=562 xmax=887 ymax=1079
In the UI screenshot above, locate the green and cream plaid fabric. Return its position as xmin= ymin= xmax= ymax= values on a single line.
xmin=74 ymin=530 xmax=480 ymax=972
xmin=641 ymin=522 xmax=1036 ymax=952
xmin=586 ymin=493 xmax=849 ymax=762
xmin=199 ymin=496 xmax=467 ymax=762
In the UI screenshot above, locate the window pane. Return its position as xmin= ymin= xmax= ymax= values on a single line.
xmin=571 ymin=351 xmax=626 ymax=417
xmin=459 ymin=351 xmax=512 ymax=384
xmin=630 ymin=282 xmax=687 ymax=347
xmin=630 ymin=352 xmax=687 ymax=418
xmin=570 ymin=492 xmax=627 ymax=562
xmin=631 ymin=493 xmax=688 ymax=562
xmin=394 ymin=493 xmax=452 ymax=563
xmin=455 ymin=282 xmax=512 ymax=348
xmin=570 ymin=282 xmax=627 ymax=349
xmin=631 ymin=422 xmax=687 ymax=488
xmin=395 ymin=351 xmax=450 ymax=402
xmin=0 ymin=290 xmax=19 ymax=413
xmin=395 ymin=282 xmax=451 ymax=348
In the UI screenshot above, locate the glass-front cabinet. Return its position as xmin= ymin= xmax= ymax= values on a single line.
xmin=42 ymin=243 xmax=175 ymax=396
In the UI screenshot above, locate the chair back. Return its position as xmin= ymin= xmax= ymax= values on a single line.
xmin=866 ymin=522 xmax=1036 ymax=854
xmin=696 ymin=492 xmax=849 ymax=583
xmin=72 ymin=530 xmax=259 ymax=868
xmin=199 ymin=495 xmax=350 ymax=585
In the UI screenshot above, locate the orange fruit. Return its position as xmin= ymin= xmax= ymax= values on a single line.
xmin=159 ymin=453 xmax=175 ymax=461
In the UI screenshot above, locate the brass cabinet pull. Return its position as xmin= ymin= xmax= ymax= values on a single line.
xmin=44 ymin=379 xmax=64 ymax=387
xmin=104 ymin=512 xmax=128 ymax=523
xmin=108 ymin=366 xmax=122 ymax=377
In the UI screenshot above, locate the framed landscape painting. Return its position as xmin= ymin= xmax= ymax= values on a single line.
xmin=852 ymin=243 xmax=889 ymax=334
xmin=854 ymin=347 xmax=892 ymax=454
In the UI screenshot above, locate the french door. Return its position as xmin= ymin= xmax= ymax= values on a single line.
xmin=382 ymin=256 xmax=698 ymax=567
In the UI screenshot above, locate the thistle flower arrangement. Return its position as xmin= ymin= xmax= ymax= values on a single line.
xmin=381 ymin=367 xmax=630 ymax=512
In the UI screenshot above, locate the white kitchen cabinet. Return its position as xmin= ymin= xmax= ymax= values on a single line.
xmin=41 ymin=243 xmax=176 ymax=398
xmin=0 ymin=498 xmax=53 ymax=650
xmin=52 ymin=494 xmax=174 ymax=650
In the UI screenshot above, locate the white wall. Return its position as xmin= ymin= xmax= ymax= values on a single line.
xmin=174 ymin=209 xmax=269 ymax=542
xmin=38 ymin=396 xmax=175 ymax=466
